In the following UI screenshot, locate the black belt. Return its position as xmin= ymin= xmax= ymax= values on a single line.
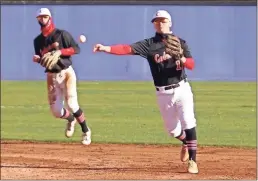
xmin=156 ymin=79 xmax=187 ymax=91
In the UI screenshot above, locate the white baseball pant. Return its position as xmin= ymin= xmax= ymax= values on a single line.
xmin=156 ymin=79 xmax=197 ymax=137
xmin=47 ymin=66 xmax=80 ymax=117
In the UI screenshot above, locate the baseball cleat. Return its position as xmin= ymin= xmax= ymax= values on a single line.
xmin=181 ymin=144 xmax=189 ymax=162
xmin=81 ymin=128 xmax=91 ymax=145
xmin=65 ymin=119 xmax=77 ymax=138
xmin=188 ymin=160 xmax=198 ymax=174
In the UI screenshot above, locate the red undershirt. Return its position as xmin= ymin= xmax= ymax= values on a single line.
xmin=60 ymin=48 xmax=75 ymax=56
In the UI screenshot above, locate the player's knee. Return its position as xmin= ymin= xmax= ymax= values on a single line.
xmin=66 ymin=95 xmax=79 ymax=113
xmin=182 ymin=118 xmax=196 ymax=130
xmin=168 ymin=127 xmax=182 ymax=138
xmin=184 ymin=123 xmax=196 ymax=130
xmin=50 ymin=105 xmax=62 ymax=118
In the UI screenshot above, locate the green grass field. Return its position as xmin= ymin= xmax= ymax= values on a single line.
xmin=1 ymin=81 xmax=256 ymax=147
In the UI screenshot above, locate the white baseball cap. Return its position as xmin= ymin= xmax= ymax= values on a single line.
xmin=151 ymin=10 xmax=171 ymax=23
xmin=36 ymin=8 xmax=51 ymax=17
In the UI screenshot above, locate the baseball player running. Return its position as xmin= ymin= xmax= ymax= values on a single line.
xmin=32 ymin=8 xmax=91 ymax=145
xmin=93 ymin=10 xmax=198 ymax=173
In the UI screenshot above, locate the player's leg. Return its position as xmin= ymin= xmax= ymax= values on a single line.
xmin=156 ymin=91 xmax=185 ymax=141
xmin=47 ymin=73 xmax=77 ymax=136
xmin=176 ymin=82 xmax=198 ymax=173
xmin=173 ymin=120 xmax=189 ymax=163
xmin=63 ymin=66 xmax=91 ymax=145
xmin=156 ymin=90 xmax=189 ymax=162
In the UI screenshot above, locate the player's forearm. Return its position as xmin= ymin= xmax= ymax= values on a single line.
xmin=181 ymin=57 xmax=195 ymax=70
xmin=60 ymin=47 xmax=75 ymax=56
xmin=108 ymin=44 xmax=133 ymax=55
xmin=60 ymin=46 xmax=80 ymax=56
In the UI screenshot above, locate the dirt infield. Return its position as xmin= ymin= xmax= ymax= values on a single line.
xmin=1 ymin=140 xmax=256 ymax=180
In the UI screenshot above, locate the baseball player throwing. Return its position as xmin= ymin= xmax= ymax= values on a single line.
xmin=32 ymin=8 xmax=91 ymax=145
xmin=93 ymin=10 xmax=198 ymax=173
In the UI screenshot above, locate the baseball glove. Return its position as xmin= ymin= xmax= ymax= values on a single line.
xmin=164 ymin=34 xmax=183 ymax=59
xmin=40 ymin=50 xmax=62 ymax=70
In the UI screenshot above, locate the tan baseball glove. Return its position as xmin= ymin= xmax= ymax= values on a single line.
xmin=164 ymin=34 xmax=183 ymax=60
xmin=40 ymin=50 xmax=62 ymax=70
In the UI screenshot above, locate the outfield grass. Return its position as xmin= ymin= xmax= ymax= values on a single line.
xmin=1 ymin=81 xmax=256 ymax=147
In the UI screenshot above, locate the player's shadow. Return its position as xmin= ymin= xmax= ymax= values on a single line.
xmin=1 ymin=164 xmax=178 ymax=173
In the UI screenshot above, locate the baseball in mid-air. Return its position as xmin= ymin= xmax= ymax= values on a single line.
xmin=79 ymin=35 xmax=86 ymax=43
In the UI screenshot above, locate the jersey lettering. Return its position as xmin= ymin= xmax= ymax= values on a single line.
xmin=154 ymin=52 xmax=172 ymax=63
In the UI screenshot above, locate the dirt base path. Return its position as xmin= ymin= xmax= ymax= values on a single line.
xmin=1 ymin=141 xmax=256 ymax=180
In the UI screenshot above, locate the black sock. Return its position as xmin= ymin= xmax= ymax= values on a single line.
xmin=61 ymin=108 xmax=74 ymax=122
xmin=66 ymin=114 xmax=75 ymax=122
xmin=185 ymin=127 xmax=197 ymax=162
xmin=79 ymin=121 xmax=88 ymax=133
xmin=73 ymin=108 xmax=89 ymax=133
xmin=175 ymin=130 xmax=187 ymax=145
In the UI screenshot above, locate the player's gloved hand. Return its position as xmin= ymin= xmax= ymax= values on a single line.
xmin=164 ymin=34 xmax=183 ymax=60
xmin=40 ymin=50 xmax=62 ymax=70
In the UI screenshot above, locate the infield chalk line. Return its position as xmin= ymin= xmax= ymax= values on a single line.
xmin=1 ymin=104 xmax=149 ymax=109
